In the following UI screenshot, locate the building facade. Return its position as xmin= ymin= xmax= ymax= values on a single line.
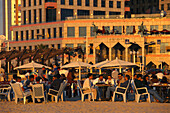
xmin=159 ymin=0 xmax=170 ymax=15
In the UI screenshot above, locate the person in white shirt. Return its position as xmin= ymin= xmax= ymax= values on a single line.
xmin=105 ymin=75 xmax=117 ymax=100
xmin=83 ymin=73 xmax=98 ymax=100
xmin=16 ymin=76 xmax=25 ymax=91
xmin=93 ymin=75 xmax=106 ymax=85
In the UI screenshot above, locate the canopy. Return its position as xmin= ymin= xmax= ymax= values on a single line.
xmin=14 ymin=61 xmax=51 ymax=70
xmin=61 ymin=61 xmax=92 ymax=80
xmin=91 ymin=59 xmax=111 ymax=68
xmin=101 ymin=58 xmax=137 ymax=68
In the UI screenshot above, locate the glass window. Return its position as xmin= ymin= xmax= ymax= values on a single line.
xmin=54 ymin=28 xmax=56 ymax=38
xmin=24 ymin=46 xmax=26 ymax=49
xmin=23 ymin=0 xmax=26 ymax=7
xmin=31 ymin=30 xmax=34 ymax=39
xmin=34 ymin=9 xmax=36 ymax=23
xmin=58 ymin=44 xmax=61 ymax=49
xmin=66 ymin=44 xmax=74 ymax=48
xmin=42 ymin=29 xmax=45 ymax=39
xmin=21 ymin=31 xmax=23 ymax=41
xmin=91 ymin=26 xmax=98 ymax=36
xmin=114 ymin=26 xmax=122 ymax=34
xmin=126 ymin=26 xmax=133 ymax=34
xmin=161 ymin=4 xmax=164 ymax=10
xmin=59 ymin=27 xmax=62 ymax=38
xmin=39 ymin=9 xmax=42 ymax=23
xmin=77 ymin=0 xmax=82 ymax=6
xmin=37 ymin=29 xmax=39 ymax=39
xmin=79 ymin=27 xmax=86 ymax=37
xmin=29 ymin=10 xmax=31 ymax=24
xmin=29 ymin=0 xmax=31 ymax=6
xmin=109 ymin=1 xmax=113 ymax=8
xmin=150 ymin=25 xmax=158 ymax=30
xmin=24 ymin=11 xmax=26 ymax=24
xmin=34 ymin=0 xmax=36 ymax=6
xmin=26 ymin=30 xmax=29 ymax=40
xmin=39 ymin=0 xmax=42 ymax=5
xmin=163 ymin=25 xmax=170 ymax=30
xmin=61 ymin=0 xmax=65 ymax=5
xmin=78 ymin=43 xmax=86 ymax=52
xmin=93 ymin=0 xmax=98 ymax=7
xmin=52 ymin=44 xmax=54 ymax=48
xmin=117 ymin=1 xmax=121 ymax=8
xmin=160 ymin=43 xmax=169 ymax=53
xmin=19 ymin=47 xmax=21 ymax=51
xmin=48 ymin=28 xmax=51 ymax=39
xmin=16 ymin=31 xmax=18 ymax=41
xmin=69 ymin=0 xmax=73 ymax=5
xmin=101 ymin=0 xmax=105 ymax=7
xmin=90 ymin=44 xmax=93 ymax=54
xmin=61 ymin=9 xmax=73 ymax=20
xmin=77 ymin=10 xmax=90 ymax=16
xmin=168 ymin=3 xmax=170 ymax=10
xmin=85 ymin=0 xmax=90 ymax=6
xmin=46 ymin=8 xmax=56 ymax=22
xmin=67 ymin=27 xmax=75 ymax=37
xmin=29 ymin=46 xmax=32 ymax=50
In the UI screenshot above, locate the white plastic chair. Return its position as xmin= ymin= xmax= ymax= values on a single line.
xmin=77 ymin=80 xmax=94 ymax=102
xmin=11 ymin=83 xmax=32 ymax=104
xmin=133 ymin=82 xmax=151 ymax=103
xmin=0 ymin=87 xmax=11 ymax=101
xmin=32 ymin=84 xmax=46 ymax=103
xmin=112 ymin=80 xmax=130 ymax=103
xmin=48 ymin=80 xmax=68 ymax=103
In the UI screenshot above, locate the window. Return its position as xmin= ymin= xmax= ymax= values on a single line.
xmin=150 ymin=25 xmax=158 ymax=30
xmin=90 ymin=44 xmax=93 ymax=54
xmin=52 ymin=44 xmax=54 ymax=48
xmin=29 ymin=10 xmax=31 ymax=24
xmin=47 ymin=28 xmax=51 ymax=38
xmin=109 ymin=11 xmax=121 ymax=15
xmin=58 ymin=44 xmax=61 ymax=49
xmin=161 ymin=4 xmax=164 ymax=10
xmin=114 ymin=26 xmax=122 ymax=34
xmin=19 ymin=47 xmax=21 ymax=51
xmin=21 ymin=31 xmax=23 ymax=41
xmin=29 ymin=0 xmax=31 ymax=6
xmin=53 ymin=28 xmax=56 ymax=38
xmin=77 ymin=10 xmax=90 ymax=16
xmin=46 ymin=8 xmax=56 ymax=22
xmin=16 ymin=31 xmax=18 ymax=41
xmin=109 ymin=1 xmax=113 ymax=8
xmin=69 ymin=0 xmax=73 ymax=5
xmin=29 ymin=46 xmax=32 ymax=50
xmin=61 ymin=9 xmax=73 ymax=20
xmin=85 ymin=0 xmax=90 ymax=6
xmin=39 ymin=9 xmax=42 ymax=23
xmin=67 ymin=27 xmax=75 ymax=37
xmin=34 ymin=9 xmax=36 ymax=23
xmin=42 ymin=29 xmax=45 ymax=39
xmin=23 ymin=11 xmax=26 ymax=24
xmin=77 ymin=0 xmax=81 ymax=6
xmin=66 ymin=44 xmax=74 ymax=48
xmin=79 ymin=27 xmax=86 ymax=37
xmin=59 ymin=27 xmax=62 ymax=38
xmin=168 ymin=3 xmax=170 ymax=10
xmin=126 ymin=26 xmax=133 ymax=34
xmin=91 ymin=26 xmax=98 ymax=36
xmin=31 ymin=30 xmax=34 ymax=39
xmin=23 ymin=0 xmax=26 ymax=7
xmin=24 ymin=46 xmax=27 ymax=49
xmin=26 ymin=30 xmax=29 ymax=40
xmin=78 ymin=44 xmax=86 ymax=52
xmin=39 ymin=0 xmax=42 ymax=5
xmin=117 ymin=1 xmax=121 ymax=8
xmin=93 ymin=0 xmax=98 ymax=7
xmin=163 ymin=25 xmax=170 ymax=30
xmin=101 ymin=0 xmax=105 ymax=7
xmin=93 ymin=11 xmax=105 ymax=15
xmin=61 ymin=0 xmax=65 ymax=5
xmin=37 ymin=29 xmax=39 ymax=39
xmin=160 ymin=43 xmax=169 ymax=53
xmin=34 ymin=0 xmax=36 ymax=6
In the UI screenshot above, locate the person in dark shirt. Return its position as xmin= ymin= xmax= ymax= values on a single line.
xmin=135 ymin=74 xmax=165 ymax=103
xmin=50 ymin=74 xmax=63 ymax=95
xmin=24 ymin=75 xmax=34 ymax=90
xmin=117 ymin=75 xmax=130 ymax=93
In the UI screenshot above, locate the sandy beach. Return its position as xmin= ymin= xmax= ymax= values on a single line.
xmin=0 ymin=98 xmax=170 ymax=113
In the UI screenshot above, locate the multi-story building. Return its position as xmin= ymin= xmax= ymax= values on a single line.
xmin=9 ymin=0 xmax=170 ymax=69
xmin=2 ymin=0 xmax=21 ymax=41
xmin=159 ymin=0 xmax=170 ymax=15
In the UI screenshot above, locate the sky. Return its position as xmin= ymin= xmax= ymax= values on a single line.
xmin=0 ymin=0 xmax=3 ymax=35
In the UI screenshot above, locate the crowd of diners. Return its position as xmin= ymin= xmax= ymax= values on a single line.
xmin=2 ymin=65 xmax=170 ymax=103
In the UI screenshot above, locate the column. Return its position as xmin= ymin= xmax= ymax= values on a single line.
xmin=142 ymin=45 xmax=145 ymax=73
xmin=51 ymin=28 xmax=54 ymax=38
xmin=42 ymin=7 xmax=46 ymax=22
xmin=93 ymin=48 xmax=96 ymax=64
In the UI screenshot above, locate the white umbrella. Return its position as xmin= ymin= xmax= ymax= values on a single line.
xmin=91 ymin=59 xmax=111 ymax=74
xmin=14 ymin=61 xmax=52 ymax=70
xmin=61 ymin=61 xmax=92 ymax=80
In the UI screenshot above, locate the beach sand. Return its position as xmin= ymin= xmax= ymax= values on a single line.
xmin=0 ymin=98 xmax=170 ymax=113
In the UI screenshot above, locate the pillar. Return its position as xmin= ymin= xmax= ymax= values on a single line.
xmin=109 ymin=47 xmax=112 ymax=61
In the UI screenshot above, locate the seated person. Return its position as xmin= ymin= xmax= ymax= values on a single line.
xmin=83 ymin=73 xmax=98 ymax=100
xmin=49 ymin=74 xmax=63 ymax=95
xmin=117 ymin=73 xmax=125 ymax=86
xmin=117 ymin=75 xmax=130 ymax=93
xmin=60 ymin=74 xmax=66 ymax=82
xmin=160 ymin=76 xmax=168 ymax=84
xmin=24 ymin=75 xmax=34 ymax=90
xmin=150 ymin=74 xmax=159 ymax=84
xmin=10 ymin=74 xmax=17 ymax=83
xmin=135 ymin=74 xmax=165 ymax=103
xmin=34 ymin=76 xmax=46 ymax=91
xmin=105 ymin=75 xmax=117 ymax=100
xmin=16 ymin=76 xmax=25 ymax=91
xmin=93 ymin=74 xmax=106 ymax=85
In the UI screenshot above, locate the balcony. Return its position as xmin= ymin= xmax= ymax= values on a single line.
xmin=45 ymin=0 xmax=57 ymax=8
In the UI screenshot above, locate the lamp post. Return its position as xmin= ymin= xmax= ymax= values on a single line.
xmin=84 ymin=36 xmax=89 ymax=63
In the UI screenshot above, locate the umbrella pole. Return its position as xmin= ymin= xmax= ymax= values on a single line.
xmin=90 ymin=68 xmax=92 ymax=73
xmin=132 ymin=67 xmax=134 ymax=80
xmin=17 ymin=70 xmax=19 ymax=76
xmin=79 ymin=66 xmax=81 ymax=80
xmin=119 ymin=66 xmax=122 ymax=73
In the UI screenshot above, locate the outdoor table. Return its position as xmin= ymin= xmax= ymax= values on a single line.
xmin=95 ymin=84 xmax=111 ymax=99
xmin=149 ymin=84 xmax=170 ymax=99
